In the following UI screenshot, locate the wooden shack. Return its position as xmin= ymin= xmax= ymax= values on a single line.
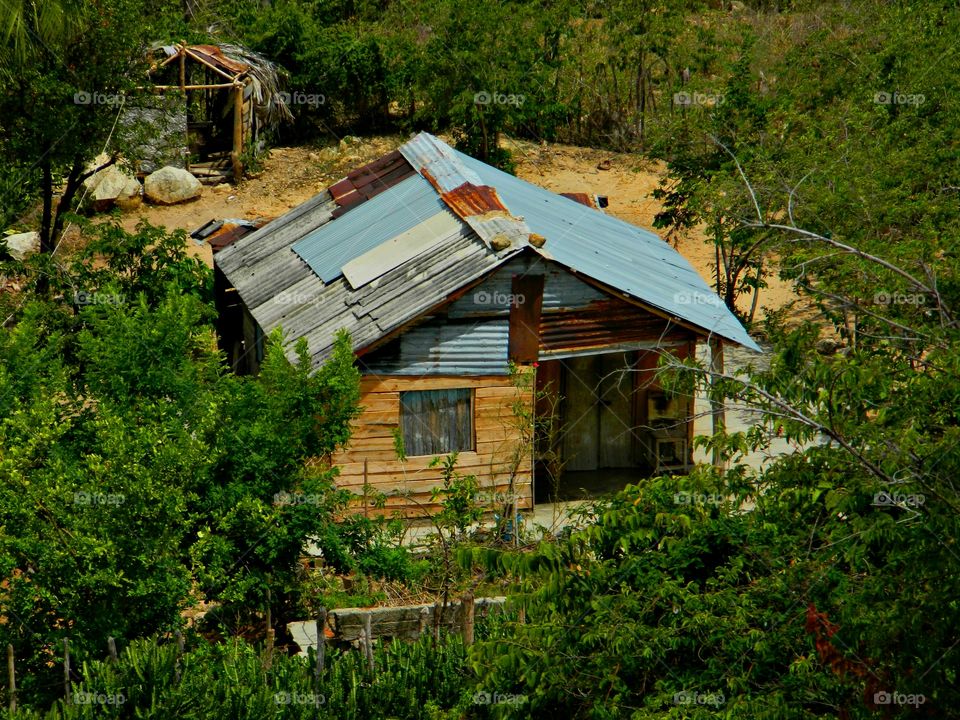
xmin=145 ymin=43 xmax=290 ymax=181
xmin=212 ymin=133 xmax=760 ymax=517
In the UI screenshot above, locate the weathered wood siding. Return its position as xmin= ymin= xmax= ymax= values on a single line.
xmin=332 ymin=375 xmax=533 ymax=518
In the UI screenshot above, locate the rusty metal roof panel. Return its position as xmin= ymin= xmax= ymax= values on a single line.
xmin=328 ymin=150 xmax=417 ymax=218
xmin=291 ymin=173 xmax=447 ymax=283
xmin=559 ymin=192 xmax=599 ymax=209
xmin=186 ymin=45 xmax=250 ymax=75
xmin=400 ymin=134 xmax=531 ymax=250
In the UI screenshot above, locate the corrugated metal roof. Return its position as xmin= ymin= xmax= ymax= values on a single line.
xmin=400 ymin=134 xmax=530 ymax=251
xmin=215 ymin=133 xmax=760 ymax=375
xmin=291 ymin=173 xmax=447 ymax=283
xmin=448 ymin=143 xmax=760 ymax=351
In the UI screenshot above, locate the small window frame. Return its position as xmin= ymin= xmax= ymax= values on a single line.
xmin=399 ymin=388 xmax=475 ymax=457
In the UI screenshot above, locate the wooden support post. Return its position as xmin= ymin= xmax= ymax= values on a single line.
xmin=231 ymin=84 xmax=244 ymax=179
xmin=708 ymin=337 xmax=726 ymax=470
xmin=7 ymin=644 xmax=15 ymax=712
xmin=418 ymin=606 xmax=429 ymax=639
xmin=315 ymin=607 xmax=327 ymax=682
xmin=461 ymin=592 xmax=475 ymax=646
xmin=362 ymin=614 xmax=374 ymax=673
xmin=264 ymin=587 xmax=275 ymax=671
xmin=107 ymin=636 xmax=118 ymax=663
xmin=62 ymin=638 xmax=70 ymax=704
xmin=179 ymin=45 xmax=188 ymax=172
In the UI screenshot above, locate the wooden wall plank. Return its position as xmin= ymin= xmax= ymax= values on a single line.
xmin=330 ymin=375 xmax=533 ymax=517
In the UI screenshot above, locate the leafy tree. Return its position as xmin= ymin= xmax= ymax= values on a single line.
xmin=0 ymin=1 xmax=181 ymax=257
xmin=0 ymin=224 xmax=361 ymax=708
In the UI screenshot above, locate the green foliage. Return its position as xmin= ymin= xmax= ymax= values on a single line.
xmin=0 ymin=224 xmax=362 ymax=708
xmin=7 ymin=632 xmax=473 ymax=719
xmin=430 ymin=454 xmax=483 ymax=541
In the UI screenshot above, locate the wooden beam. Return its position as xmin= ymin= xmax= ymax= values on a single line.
xmin=508 ymin=273 xmax=545 ymax=364
xmin=141 ymin=82 xmax=240 ymax=91
xmin=232 ymin=84 xmax=244 ymax=179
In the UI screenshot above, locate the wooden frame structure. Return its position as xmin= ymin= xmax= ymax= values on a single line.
xmin=144 ymin=44 xmax=261 ymax=180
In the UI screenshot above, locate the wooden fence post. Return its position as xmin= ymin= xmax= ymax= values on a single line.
xmin=418 ymin=607 xmax=429 ymax=639
xmin=362 ymin=614 xmax=374 ymax=674
xmin=315 ymin=607 xmax=327 ymax=683
xmin=63 ymin=638 xmax=71 ymax=704
xmin=461 ymin=592 xmax=475 ymax=646
xmin=7 ymin=644 xmax=16 ymax=713
xmin=107 ymin=636 xmax=118 ymax=663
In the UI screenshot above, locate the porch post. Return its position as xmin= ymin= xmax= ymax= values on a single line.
xmin=708 ymin=337 xmax=726 ymax=470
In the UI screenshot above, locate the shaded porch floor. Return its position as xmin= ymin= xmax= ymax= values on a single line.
xmin=536 ymin=467 xmax=652 ymax=503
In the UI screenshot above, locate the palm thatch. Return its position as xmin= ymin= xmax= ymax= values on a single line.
xmin=217 ymin=43 xmax=294 ymax=128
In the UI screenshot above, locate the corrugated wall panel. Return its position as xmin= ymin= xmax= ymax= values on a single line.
xmin=539 ymin=298 xmax=694 ymax=355
xmin=360 ymin=318 xmax=510 ymax=376
xmin=446 ymin=254 xmax=605 ymax=318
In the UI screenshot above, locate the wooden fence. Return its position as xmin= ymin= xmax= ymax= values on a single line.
xmin=287 ymin=596 xmax=506 ymax=656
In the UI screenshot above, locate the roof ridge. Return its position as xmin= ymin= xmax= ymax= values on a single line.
xmin=399 ymin=133 xmax=535 ymax=253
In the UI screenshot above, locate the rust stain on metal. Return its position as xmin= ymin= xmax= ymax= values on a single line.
xmin=539 ymin=298 xmax=692 ymax=353
xmin=206 ymin=220 xmax=267 ymax=253
xmin=440 ymin=182 xmax=509 ymax=219
xmin=559 ymin=192 xmax=598 ymax=209
xmin=329 ymin=150 xmax=416 ymax=218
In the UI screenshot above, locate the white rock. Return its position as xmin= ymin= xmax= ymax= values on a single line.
xmin=3 ymin=231 xmax=40 ymax=260
xmin=115 ymin=177 xmax=143 ymax=212
xmin=143 ymin=166 xmax=202 ymax=205
xmin=84 ymin=163 xmax=139 ymax=212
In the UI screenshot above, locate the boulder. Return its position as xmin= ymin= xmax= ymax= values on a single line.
xmin=3 ymin=231 xmax=40 ymax=260
xmin=84 ymin=163 xmax=139 ymax=212
xmin=143 ymin=166 xmax=202 ymax=205
xmin=115 ymin=177 xmax=143 ymax=212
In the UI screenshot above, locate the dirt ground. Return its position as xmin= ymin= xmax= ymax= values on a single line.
xmin=117 ymin=134 xmax=796 ymax=318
